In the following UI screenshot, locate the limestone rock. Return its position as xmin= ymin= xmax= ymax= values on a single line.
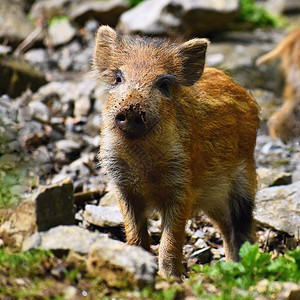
xmin=31 ymin=0 xmax=129 ymax=27
xmin=257 ymin=167 xmax=292 ymax=189
xmin=30 ymin=0 xmax=80 ymax=20
xmin=0 ymin=197 xmax=36 ymax=246
xmin=254 ymin=181 xmax=300 ymax=237
xmin=259 ymin=0 xmax=300 ymax=15
xmin=70 ymin=0 xmax=129 ymax=26
xmin=0 ymin=0 xmax=35 ymax=45
xmin=87 ymin=239 xmax=157 ymax=288
xmin=83 ymin=204 xmax=123 ymax=227
xmin=99 ymin=190 xmax=118 ymax=207
xmin=35 ymin=178 xmax=75 ymax=231
xmin=206 ymin=30 xmax=285 ymax=97
xmin=119 ymin=0 xmax=239 ymax=36
xmin=22 ymin=225 xmax=108 ymax=254
xmin=0 ymin=177 xmax=76 ymax=245
xmin=48 ymin=19 xmax=76 ymax=47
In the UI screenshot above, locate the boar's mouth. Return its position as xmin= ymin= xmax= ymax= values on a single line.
xmin=114 ymin=105 xmax=157 ymax=139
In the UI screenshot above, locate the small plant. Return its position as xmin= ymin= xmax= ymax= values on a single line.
xmin=0 ymin=247 xmax=53 ymax=278
xmin=49 ymin=15 xmax=69 ymax=27
xmin=238 ymin=0 xmax=284 ymax=28
xmin=126 ymin=0 xmax=144 ymax=8
xmin=191 ymin=242 xmax=300 ymax=299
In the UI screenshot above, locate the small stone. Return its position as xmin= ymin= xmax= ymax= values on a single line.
xmin=99 ymin=190 xmax=118 ymax=207
xmin=25 ymin=49 xmax=48 ymax=65
xmin=192 ymin=230 xmax=205 ymax=240
xmin=64 ymin=286 xmax=77 ymax=300
xmin=70 ymin=0 xmax=129 ymax=26
xmin=74 ymin=95 xmax=91 ymax=117
xmin=194 ymin=238 xmax=208 ymax=249
xmin=55 ymin=139 xmax=82 ymax=153
xmin=28 ymin=101 xmax=50 ymax=122
xmin=83 ymin=205 xmax=123 ymax=227
xmin=48 ymin=19 xmax=76 ymax=47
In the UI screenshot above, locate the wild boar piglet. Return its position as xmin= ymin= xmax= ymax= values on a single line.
xmin=93 ymin=25 xmax=259 ymax=278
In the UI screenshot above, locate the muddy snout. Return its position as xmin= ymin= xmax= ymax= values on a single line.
xmin=115 ymin=104 xmax=152 ymax=139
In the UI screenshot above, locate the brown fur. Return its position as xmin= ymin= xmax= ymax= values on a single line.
xmin=256 ymin=28 xmax=300 ymax=142
xmin=94 ymin=26 xmax=259 ymax=278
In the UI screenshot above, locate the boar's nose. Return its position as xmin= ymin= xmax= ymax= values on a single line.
xmin=115 ymin=105 xmax=148 ymax=139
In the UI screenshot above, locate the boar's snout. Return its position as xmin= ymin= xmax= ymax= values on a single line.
xmin=115 ymin=104 xmax=151 ymax=139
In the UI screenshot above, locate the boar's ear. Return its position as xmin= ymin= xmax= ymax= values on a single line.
xmin=179 ymin=38 xmax=209 ymax=86
xmin=93 ymin=26 xmax=118 ymax=73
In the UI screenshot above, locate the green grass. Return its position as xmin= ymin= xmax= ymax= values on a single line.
xmin=0 ymin=243 xmax=299 ymax=299
xmin=190 ymin=242 xmax=300 ymax=299
xmin=0 ymin=247 xmax=53 ymax=278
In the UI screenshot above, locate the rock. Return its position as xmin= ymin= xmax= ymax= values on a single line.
xmin=31 ymin=0 xmax=129 ymax=27
xmin=48 ymin=19 xmax=76 ymax=47
xmin=28 ymin=100 xmax=51 ymax=122
xmin=258 ymin=0 xmax=300 ymax=14
xmin=255 ymin=135 xmax=300 ymax=173
xmin=1 ymin=178 xmax=76 ymax=244
xmin=83 ymin=114 xmax=102 ymax=137
xmin=257 ymin=167 xmax=292 ymax=189
xmin=119 ymin=0 xmax=239 ymax=36
xmin=55 ymin=139 xmax=82 ymax=153
xmin=34 ymin=178 xmax=75 ymax=231
xmin=83 ymin=204 xmax=123 ymax=227
xmin=22 ymin=225 xmax=108 ymax=254
xmin=0 ymin=56 xmax=47 ymax=98
xmin=99 ymin=190 xmax=118 ymax=207
xmin=74 ymin=95 xmax=91 ymax=117
xmin=0 ymin=0 xmax=35 ymax=45
xmin=0 ymin=45 xmax=12 ymax=55
xmin=18 ymin=120 xmax=44 ymax=150
xmin=70 ymin=0 xmax=129 ymax=26
xmin=87 ymin=239 xmax=157 ymax=288
xmin=254 ymin=181 xmax=300 ymax=237
xmin=32 ymin=146 xmax=52 ymax=166
xmin=282 ymin=0 xmax=300 ymax=13
xmin=30 ymin=0 xmax=79 ymax=20
xmin=207 ymin=30 xmax=285 ymax=97
xmin=0 ymin=197 xmax=36 ymax=246
xmin=24 ymin=49 xmax=48 ymax=66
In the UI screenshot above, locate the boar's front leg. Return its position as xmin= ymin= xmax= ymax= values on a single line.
xmin=116 ymin=189 xmax=150 ymax=251
xmin=159 ymin=197 xmax=192 ymax=278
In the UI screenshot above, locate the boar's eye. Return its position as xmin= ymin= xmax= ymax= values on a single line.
xmin=157 ymin=76 xmax=174 ymax=98
xmin=113 ymin=69 xmax=124 ymax=86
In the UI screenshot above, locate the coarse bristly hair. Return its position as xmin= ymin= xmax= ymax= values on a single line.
xmin=93 ymin=25 xmax=259 ymax=279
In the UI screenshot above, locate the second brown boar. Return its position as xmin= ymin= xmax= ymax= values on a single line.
xmin=94 ymin=26 xmax=259 ymax=278
xmin=256 ymin=28 xmax=300 ymax=143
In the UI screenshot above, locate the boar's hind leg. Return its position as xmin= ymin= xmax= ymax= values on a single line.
xmin=227 ymin=181 xmax=256 ymax=260
xmin=117 ymin=191 xmax=150 ymax=251
xmin=204 ymin=183 xmax=255 ymax=262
